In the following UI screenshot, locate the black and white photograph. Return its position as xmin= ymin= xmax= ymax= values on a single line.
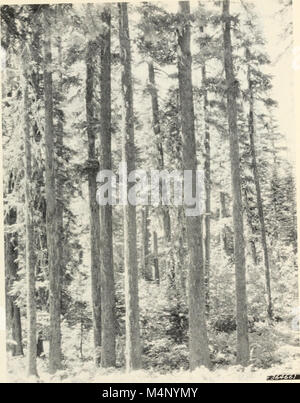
xmin=0 ymin=0 xmax=299 ymax=383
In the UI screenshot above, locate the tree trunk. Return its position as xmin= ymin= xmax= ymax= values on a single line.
xmin=141 ymin=207 xmax=151 ymax=281
xmin=220 ymin=192 xmax=234 ymax=256
xmin=4 ymin=42 xmax=23 ymax=359
xmin=86 ymin=40 xmax=102 ymax=366
xmin=243 ymin=187 xmax=258 ymax=265
xmin=223 ymin=0 xmax=250 ymax=366
xmin=152 ymin=231 xmax=160 ymax=285
xmin=220 ymin=191 xmax=228 ymax=218
xmin=247 ymin=54 xmax=273 ymax=320
xmin=200 ymin=28 xmax=211 ymax=315
xmin=6 ymin=255 xmax=23 ymax=359
xmin=99 ymin=6 xmax=117 ymax=368
xmin=31 ymin=27 xmax=48 ymax=314
xmin=174 ymin=207 xmax=187 ymax=299
xmin=23 ymin=64 xmax=38 ymax=377
xmin=37 ymin=332 xmax=44 ymax=358
xmin=80 ymin=316 xmax=83 ymax=361
xmin=119 ymin=2 xmax=142 ymax=371
xmin=147 ymin=61 xmax=171 ymax=241
xmin=5 ymin=176 xmax=23 ymax=357
xmin=56 ymin=32 xmax=64 ymax=304
xmin=177 ymin=1 xmax=211 ymax=370
xmin=43 ymin=7 xmax=61 ymax=373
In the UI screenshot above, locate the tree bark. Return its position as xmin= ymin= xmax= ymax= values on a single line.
xmin=243 ymin=187 xmax=258 ymax=265
xmin=220 ymin=191 xmax=228 ymax=218
xmin=31 ymin=26 xmax=49 ymax=315
xmin=119 ymin=2 xmax=142 ymax=371
xmin=200 ymin=28 xmax=211 ymax=315
xmin=56 ymin=31 xmax=64 ymax=304
xmin=86 ymin=40 xmax=102 ymax=366
xmin=141 ymin=207 xmax=151 ymax=281
xmin=99 ymin=6 xmax=117 ymax=368
xmin=220 ymin=192 xmax=233 ymax=256
xmin=23 ymin=64 xmax=38 ymax=377
xmin=43 ymin=6 xmax=61 ymax=373
xmin=247 ymin=54 xmax=273 ymax=320
xmin=5 ymin=175 xmax=23 ymax=357
xmin=5 ymin=243 xmax=22 ymax=358
xmin=223 ymin=0 xmax=249 ymax=366
xmin=153 ymin=231 xmax=160 ymax=285
xmin=177 ymin=208 xmax=187 ymax=299
xmin=177 ymin=1 xmax=211 ymax=370
xmin=37 ymin=332 xmax=44 ymax=358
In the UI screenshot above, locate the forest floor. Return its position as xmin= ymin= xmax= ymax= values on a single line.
xmin=6 ymin=322 xmax=300 ymax=383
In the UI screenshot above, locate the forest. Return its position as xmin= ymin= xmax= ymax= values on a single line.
xmin=1 ymin=0 xmax=299 ymax=383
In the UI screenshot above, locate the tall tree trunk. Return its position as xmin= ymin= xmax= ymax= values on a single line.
xmin=86 ymin=40 xmax=102 ymax=366
xmin=220 ymin=191 xmax=228 ymax=218
xmin=270 ymin=135 xmax=280 ymax=241
xmin=5 ymin=175 xmax=23 ymax=357
xmin=141 ymin=207 xmax=151 ymax=281
xmin=223 ymin=0 xmax=249 ymax=366
xmin=99 ymin=6 xmax=117 ymax=368
xmin=152 ymin=231 xmax=160 ymax=284
xmin=220 ymin=192 xmax=234 ymax=256
xmin=31 ymin=27 xmax=48 ymax=315
xmin=200 ymin=27 xmax=211 ymax=315
xmin=247 ymin=55 xmax=273 ymax=320
xmin=5 ymin=240 xmax=23 ymax=359
xmin=43 ymin=7 xmax=61 ymax=373
xmin=177 ymin=1 xmax=211 ymax=370
xmin=119 ymin=2 xmax=142 ymax=371
xmin=80 ymin=316 xmax=84 ymax=361
xmin=177 ymin=208 xmax=187 ymax=299
xmin=173 ymin=207 xmax=187 ymax=299
xmin=147 ymin=61 xmax=171 ymax=241
xmin=56 ymin=32 xmax=64 ymax=303
xmin=4 ymin=41 xmax=23 ymax=359
xmin=23 ymin=65 xmax=38 ymax=377
xmin=243 ymin=187 xmax=258 ymax=265
xmin=37 ymin=331 xmax=44 ymax=358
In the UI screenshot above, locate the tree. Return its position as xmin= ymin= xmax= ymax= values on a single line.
xmin=55 ymin=10 xmax=65 ymax=304
xmin=243 ymin=185 xmax=258 ymax=265
xmin=246 ymin=48 xmax=273 ymax=320
xmin=5 ymin=177 xmax=23 ymax=358
xmin=136 ymin=3 xmax=174 ymax=242
xmin=43 ymin=5 xmax=61 ymax=373
xmin=85 ymin=39 xmax=102 ymax=366
xmin=23 ymin=54 xmax=38 ymax=377
xmin=177 ymin=1 xmax=211 ymax=370
xmin=199 ymin=25 xmax=211 ymax=314
xmin=147 ymin=61 xmax=171 ymax=241
xmin=2 ymin=11 xmax=24 ymax=358
xmin=222 ymin=0 xmax=250 ymax=366
xmin=118 ymin=2 xmax=142 ymax=371
xmin=99 ymin=5 xmax=117 ymax=368
xmin=153 ymin=231 xmax=160 ymax=284
xmin=141 ymin=206 xmax=151 ymax=281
